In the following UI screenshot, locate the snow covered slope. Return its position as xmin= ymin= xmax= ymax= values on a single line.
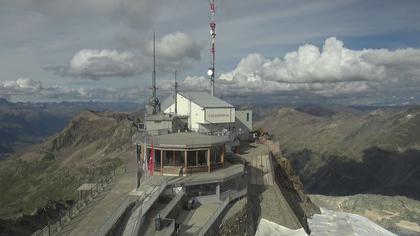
xmin=255 ymin=218 xmax=307 ymax=236
xmin=308 ymin=208 xmax=397 ymax=236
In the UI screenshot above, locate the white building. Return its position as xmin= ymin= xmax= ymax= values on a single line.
xmin=235 ymin=109 xmax=253 ymax=140
xmin=162 ymin=91 xmax=236 ymax=132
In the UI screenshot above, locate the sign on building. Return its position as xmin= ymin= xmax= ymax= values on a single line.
xmin=205 ymin=108 xmax=234 ymax=123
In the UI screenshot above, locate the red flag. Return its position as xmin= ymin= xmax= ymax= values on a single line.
xmin=149 ymin=138 xmax=154 ymax=176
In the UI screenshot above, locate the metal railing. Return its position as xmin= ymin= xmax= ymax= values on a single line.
xmin=228 ymin=187 xmax=247 ymax=201
xmin=94 ymin=196 xmax=135 ymax=236
xmin=161 ymin=189 xmax=185 ymax=219
xmin=220 ymin=186 xmax=247 ymax=202
xmin=122 ymin=178 xmax=168 ymax=236
xmin=122 ymin=203 xmax=144 ymax=236
xmin=31 ymin=166 xmax=127 ymax=236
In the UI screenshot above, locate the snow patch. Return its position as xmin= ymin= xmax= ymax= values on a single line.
xmin=255 ymin=218 xmax=308 ymax=236
xmin=308 ymin=208 xmax=397 ymax=236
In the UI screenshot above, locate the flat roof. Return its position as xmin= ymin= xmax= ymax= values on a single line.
xmin=145 ymin=114 xmax=174 ymax=121
xmin=161 ymin=91 xmax=234 ymax=111
xmin=167 ymin=161 xmax=245 ymax=187
xmin=180 ymin=91 xmax=234 ymax=108
xmin=133 ymin=132 xmax=229 ymax=148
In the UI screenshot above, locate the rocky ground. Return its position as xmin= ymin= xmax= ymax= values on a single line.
xmin=256 ymin=105 xmax=420 ymax=200
xmin=310 ymin=194 xmax=420 ymax=236
xmin=0 ymin=110 xmax=140 ymax=235
xmin=213 ymin=144 xmax=319 ymax=235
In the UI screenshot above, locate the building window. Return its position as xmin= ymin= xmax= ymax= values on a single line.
xmin=246 ymin=112 xmax=250 ymax=121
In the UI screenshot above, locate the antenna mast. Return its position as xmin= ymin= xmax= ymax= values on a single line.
xmin=208 ymin=0 xmax=216 ymax=96
xmin=174 ymin=70 xmax=178 ymax=114
xmin=152 ymin=30 xmax=157 ymax=103
xmin=148 ymin=30 xmax=160 ymax=115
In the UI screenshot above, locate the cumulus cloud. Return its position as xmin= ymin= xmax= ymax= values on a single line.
xmin=185 ymin=37 xmax=420 ymax=95
xmin=0 ymin=78 xmax=96 ymax=99
xmin=46 ymin=32 xmax=204 ymax=79
xmin=47 ymin=49 xmax=142 ymax=79
xmin=0 ymin=78 xmax=42 ymax=94
xmin=0 ymin=78 xmax=144 ymax=101
xmin=145 ymin=32 xmax=204 ymax=60
xmin=11 ymin=37 xmax=420 ymax=101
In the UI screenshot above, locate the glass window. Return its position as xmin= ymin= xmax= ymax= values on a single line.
xmin=246 ymin=112 xmax=250 ymax=121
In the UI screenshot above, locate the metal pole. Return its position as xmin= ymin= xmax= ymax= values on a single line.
xmin=174 ymin=70 xmax=178 ymax=114
xmin=145 ymin=135 xmax=148 ymax=179
xmin=152 ymin=30 xmax=156 ymax=105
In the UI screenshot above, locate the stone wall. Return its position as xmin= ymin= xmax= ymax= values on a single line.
xmin=271 ymin=154 xmax=321 ymax=234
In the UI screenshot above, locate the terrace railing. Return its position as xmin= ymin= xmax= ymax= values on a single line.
xmin=31 ymin=166 xmax=127 ymax=236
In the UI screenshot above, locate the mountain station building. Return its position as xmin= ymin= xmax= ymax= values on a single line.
xmin=133 ymin=91 xmax=253 ymax=179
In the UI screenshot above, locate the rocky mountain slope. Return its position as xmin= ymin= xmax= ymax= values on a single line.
xmin=256 ymin=105 xmax=420 ymax=199
xmin=0 ymin=110 xmax=140 ymax=235
xmin=0 ymin=98 xmax=140 ymax=158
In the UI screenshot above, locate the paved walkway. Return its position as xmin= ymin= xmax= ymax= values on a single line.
xmin=57 ymin=159 xmax=137 ymax=236
xmin=177 ymin=202 xmax=221 ymax=236
xmin=122 ymin=176 xmax=167 ymax=236
xmin=249 ymin=154 xmax=274 ymax=186
xmin=242 ymin=143 xmax=303 ymax=230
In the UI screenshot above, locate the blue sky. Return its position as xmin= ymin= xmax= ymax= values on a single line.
xmin=0 ymin=0 xmax=420 ymax=105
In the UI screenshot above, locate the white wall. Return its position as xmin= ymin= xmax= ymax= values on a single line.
xmin=164 ymin=93 xmax=235 ymax=131
xmin=205 ymin=108 xmax=235 ymax=123
xmin=235 ymin=110 xmax=252 ymax=130
xmin=164 ymin=93 xmax=204 ymax=130
xmin=190 ymin=101 xmax=204 ymax=130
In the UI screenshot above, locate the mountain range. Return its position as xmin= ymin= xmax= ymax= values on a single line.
xmin=256 ymin=104 xmax=420 ymax=200
xmin=0 ymin=98 xmax=140 ymax=158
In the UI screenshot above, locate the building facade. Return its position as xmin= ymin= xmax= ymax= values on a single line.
xmin=163 ymin=91 xmax=235 ymax=132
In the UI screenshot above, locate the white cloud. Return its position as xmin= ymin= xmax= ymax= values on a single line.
xmin=46 ymin=32 xmax=204 ymax=79
xmin=0 ymin=78 xmax=143 ymax=101
xmin=6 ymin=37 xmax=420 ymax=101
xmin=187 ymin=37 xmax=420 ymax=95
xmin=145 ymin=32 xmax=204 ymax=60
xmin=66 ymin=49 xmax=140 ymax=79
xmin=0 ymin=78 xmax=42 ymax=94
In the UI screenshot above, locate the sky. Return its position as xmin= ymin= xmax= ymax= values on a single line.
xmin=1 ymin=0 xmax=420 ymax=105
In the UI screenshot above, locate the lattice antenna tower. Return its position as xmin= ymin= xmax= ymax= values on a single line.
xmin=207 ymin=0 xmax=217 ymax=96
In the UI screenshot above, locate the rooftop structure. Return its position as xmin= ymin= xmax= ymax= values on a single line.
xmin=162 ymin=91 xmax=234 ymax=111
xmin=162 ymin=91 xmax=236 ymax=132
xmin=143 ymin=132 xmax=229 ymax=148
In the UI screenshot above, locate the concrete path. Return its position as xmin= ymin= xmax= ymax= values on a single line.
xmin=57 ymin=159 xmax=137 ymax=236
xmin=250 ymin=154 xmax=274 ymax=186
xmin=242 ymin=144 xmax=303 ymax=230
xmin=177 ymin=202 xmax=221 ymax=236
xmin=137 ymin=201 xmax=168 ymax=236
xmin=122 ymin=176 xmax=167 ymax=236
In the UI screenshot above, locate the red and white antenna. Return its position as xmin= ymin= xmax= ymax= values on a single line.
xmin=207 ymin=0 xmax=216 ymax=96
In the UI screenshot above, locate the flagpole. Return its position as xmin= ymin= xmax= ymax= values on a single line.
xmin=144 ymin=134 xmax=148 ymax=178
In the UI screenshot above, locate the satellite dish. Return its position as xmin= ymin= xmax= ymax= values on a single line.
xmin=207 ymin=68 xmax=213 ymax=76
